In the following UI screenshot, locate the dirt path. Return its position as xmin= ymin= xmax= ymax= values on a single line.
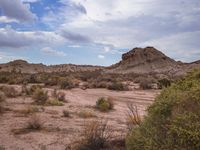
xmin=0 ymin=88 xmax=160 ymax=150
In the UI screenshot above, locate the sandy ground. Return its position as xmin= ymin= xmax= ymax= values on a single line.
xmin=0 ymin=87 xmax=160 ymax=150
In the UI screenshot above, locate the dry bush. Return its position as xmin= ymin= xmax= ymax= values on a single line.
xmin=33 ymin=88 xmax=48 ymax=105
xmin=26 ymin=115 xmax=43 ymax=130
xmin=59 ymin=77 xmax=75 ymax=89
xmin=126 ymin=103 xmax=142 ymax=130
xmin=63 ymin=110 xmax=70 ymax=117
xmin=0 ymin=91 xmax=6 ymax=102
xmin=78 ymin=110 xmax=96 ymax=118
xmin=52 ymin=89 xmax=66 ymax=102
xmin=96 ymin=97 xmax=115 ymax=112
xmin=107 ymin=81 xmax=128 ymax=91
xmin=46 ymin=99 xmax=64 ymax=106
xmin=0 ymin=86 xmax=19 ymax=97
xmin=17 ymin=106 xmax=39 ymax=115
xmin=75 ymin=120 xmax=113 ymax=150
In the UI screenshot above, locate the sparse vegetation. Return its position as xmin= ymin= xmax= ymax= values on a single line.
xmin=96 ymin=97 xmax=114 ymax=112
xmin=0 ymin=91 xmax=6 ymax=102
xmin=46 ymin=98 xmax=64 ymax=106
xmin=78 ymin=110 xmax=96 ymax=118
xmin=26 ymin=115 xmax=43 ymax=130
xmin=0 ymin=86 xmax=19 ymax=97
xmin=59 ymin=77 xmax=75 ymax=89
xmin=33 ymin=88 xmax=48 ymax=105
xmin=63 ymin=110 xmax=70 ymax=117
xmin=52 ymin=89 xmax=66 ymax=102
xmin=17 ymin=106 xmax=39 ymax=115
xmin=75 ymin=120 xmax=113 ymax=150
xmin=126 ymin=69 xmax=200 ymax=150
xmin=126 ymin=103 xmax=142 ymax=131
xmin=108 ymin=81 xmax=128 ymax=91
xmin=158 ymin=78 xmax=171 ymax=89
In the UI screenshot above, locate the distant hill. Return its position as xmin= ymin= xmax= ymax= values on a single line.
xmin=0 ymin=47 xmax=199 ymax=77
xmin=0 ymin=60 xmax=103 ymax=74
xmin=106 ymin=47 xmax=200 ymax=76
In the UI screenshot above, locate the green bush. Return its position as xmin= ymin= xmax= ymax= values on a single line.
xmin=158 ymin=78 xmax=171 ymax=89
xmin=126 ymin=69 xmax=200 ymax=150
xmin=96 ymin=97 xmax=114 ymax=112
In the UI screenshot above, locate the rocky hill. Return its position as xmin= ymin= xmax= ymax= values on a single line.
xmin=0 ymin=60 xmax=103 ymax=74
xmin=0 ymin=47 xmax=199 ymax=76
xmin=106 ymin=47 xmax=200 ymax=76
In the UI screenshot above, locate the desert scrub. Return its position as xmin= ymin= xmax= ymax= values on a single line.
xmin=126 ymin=104 xmax=141 ymax=131
xmin=96 ymin=97 xmax=114 ymax=112
xmin=63 ymin=110 xmax=70 ymax=117
xmin=126 ymin=69 xmax=200 ymax=150
xmin=46 ymin=99 xmax=64 ymax=106
xmin=78 ymin=110 xmax=96 ymax=118
xmin=33 ymin=88 xmax=48 ymax=105
xmin=52 ymin=89 xmax=66 ymax=102
xmin=0 ymin=86 xmax=19 ymax=97
xmin=0 ymin=91 xmax=6 ymax=102
xmin=74 ymin=120 xmax=112 ymax=150
xmin=17 ymin=106 xmax=39 ymax=115
xmin=59 ymin=77 xmax=75 ymax=89
xmin=26 ymin=115 xmax=43 ymax=130
xmin=158 ymin=78 xmax=171 ymax=89
xmin=107 ymin=81 xmax=128 ymax=91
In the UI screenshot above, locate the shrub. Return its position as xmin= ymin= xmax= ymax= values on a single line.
xmin=126 ymin=69 xmax=200 ymax=150
xmin=46 ymin=99 xmax=64 ymax=106
xmin=158 ymin=78 xmax=171 ymax=89
xmin=78 ymin=110 xmax=96 ymax=118
xmin=107 ymin=81 xmax=127 ymax=91
xmin=63 ymin=110 xmax=70 ymax=117
xmin=0 ymin=91 xmax=6 ymax=102
xmin=139 ymin=79 xmax=152 ymax=89
xmin=59 ymin=77 xmax=74 ymax=89
xmin=126 ymin=104 xmax=141 ymax=131
xmin=26 ymin=115 xmax=43 ymax=130
xmin=33 ymin=88 xmax=48 ymax=105
xmin=96 ymin=97 xmax=114 ymax=112
xmin=76 ymin=120 xmax=112 ymax=150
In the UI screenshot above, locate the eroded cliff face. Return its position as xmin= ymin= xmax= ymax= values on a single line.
xmin=107 ymin=47 xmax=179 ymax=74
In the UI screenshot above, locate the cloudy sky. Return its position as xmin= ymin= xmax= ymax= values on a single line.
xmin=0 ymin=0 xmax=199 ymax=65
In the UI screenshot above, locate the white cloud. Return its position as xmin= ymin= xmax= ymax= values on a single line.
xmin=0 ymin=52 xmax=26 ymax=63
xmin=0 ymin=26 xmax=65 ymax=48
xmin=142 ymin=31 xmax=200 ymax=62
xmin=21 ymin=0 xmax=39 ymax=3
xmin=98 ymin=55 xmax=105 ymax=59
xmin=41 ymin=47 xmax=67 ymax=57
xmin=0 ymin=0 xmax=37 ymax=21
xmin=0 ymin=16 xmax=19 ymax=23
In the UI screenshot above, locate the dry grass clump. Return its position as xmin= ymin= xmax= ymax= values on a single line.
xmin=17 ymin=106 xmax=40 ymax=115
xmin=96 ymin=97 xmax=115 ymax=112
xmin=0 ymin=91 xmax=6 ymax=103
xmin=32 ymin=88 xmax=48 ymax=105
xmin=74 ymin=120 xmax=113 ymax=150
xmin=62 ymin=110 xmax=70 ymax=117
xmin=126 ymin=103 xmax=142 ymax=131
xmin=78 ymin=110 xmax=96 ymax=118
xmin=46 ymin=99 xmax=64 ymax=106
xmin=26 ymin=115 xmax=43 ymax=130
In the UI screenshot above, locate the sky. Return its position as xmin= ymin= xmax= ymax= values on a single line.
xmin=0 ymin=0 xmax=200 ymax=66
